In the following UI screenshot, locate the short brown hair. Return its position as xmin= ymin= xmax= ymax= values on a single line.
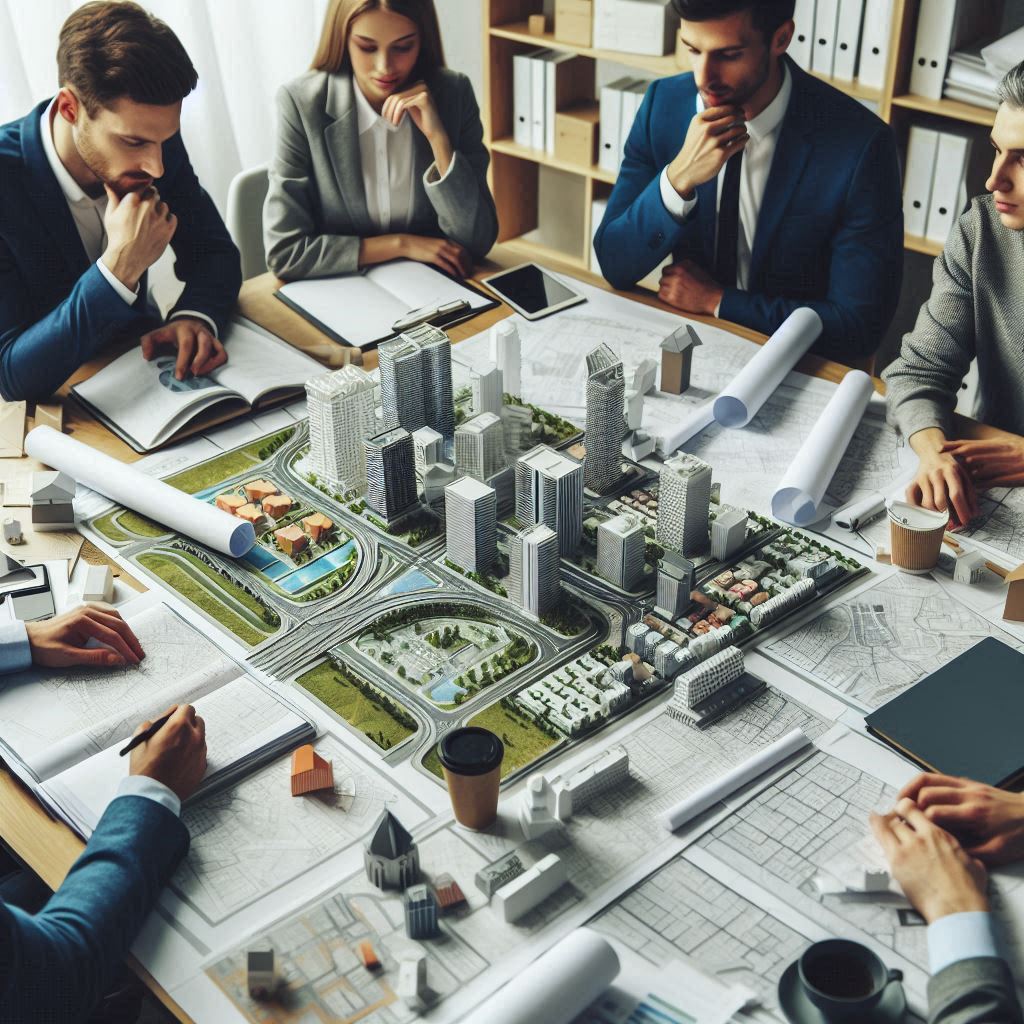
xmin=57 ymin=1 xmax=198 ymax=113
xmin=311 ymin=0 xmax=446 ymax=79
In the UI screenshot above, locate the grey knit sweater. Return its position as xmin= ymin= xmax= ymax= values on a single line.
xmin=883 ymin=195 xmax=1024 ymax=439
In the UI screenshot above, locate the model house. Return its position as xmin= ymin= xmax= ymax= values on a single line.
xmin=433 ymin=874 xmax=467 ymax=913
xmin=660 ymin=324 xmax=701 ymax=395
xmin=404 ymin=884 xmax=439 ymax=939
xmin=290 ymin=744 xmax=334 ymax=796
xmin=215 ymin=493 xmax=246 ymax=515
xmin=301 ymin=512 xmax=334 ymax=543
xmin=1004 ymin=564 xmax=1024 ymax=622
xmin=262 ymin=494 xmax=293 ymax=519
xmin=2 ymin=518 xmax=23 ymax=545
xmin=275 ymin=524 xmax=307 ymax=556
xmin=81 ymin=564 xmax=114 ymax=604
xmin=364 ymin=809 xmax=419 ymax=890
xmin=30 ymin=471 xmax=75 ymax=531
xmin=236 ymin=503 xmax=265 ymax=526
xmin=243 ymin=479 xmax=278 ymax=503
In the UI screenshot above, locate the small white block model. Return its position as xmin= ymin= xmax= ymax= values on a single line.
xmin=519 ymin=775 xmax=562 ymax=841
xmin=492 ymin=853 xmax=568 ymax=923
xmin=862 ymin=867 xmax=891 ymax=893
xmin=953 ymin=550 xmax=988 ymax=586
xmin=81 ymin=563 xmax=114 ymax=603
xmin=396 ymin=955 xmax=428 ymax=1011
xmin=2 ymin=518 xmax=23 ymax=545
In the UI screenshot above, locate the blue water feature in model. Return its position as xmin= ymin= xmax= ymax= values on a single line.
xmin=276 ymin=541 xmax=356 ymax=593
xmin=380 ymin=568 xmax=442 ymax=596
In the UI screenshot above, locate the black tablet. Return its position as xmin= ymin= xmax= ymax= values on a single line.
xmin=481 ymin=263 xmax=587 ymax=320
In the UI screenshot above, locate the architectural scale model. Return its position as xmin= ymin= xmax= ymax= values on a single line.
xmin=80 ymin=563 xmax=114 ymax=604
xmin=246 ymin=950 xmax=275 ymax=1000
xmin=378 ymin=323 xmax=454 ymax=445
xmin=1004 ymin=565 xmax=1024 ymax=622
xmin=493 ymin=852 xmax=568 ymax=923
xmin=305 ymin=365 xmax=376 ymax=496
xmin=660 ymin=324 xmax=702 ymax=395
xmin=30 ymin=470 xmax=75 ymax=531
xmin=472 ymin=362 xmax=504 ymax=417
xmin=489 ymin=320 xmax=521 ymax=398
xmin=397 ymin=955 xmax=430 ymax=1011
xmin=519 ymin=774 xmax=562 ymax=840
xmin=584 ymin=344 xmax=626 ymax=494
xmin=290 ymin=743 xmax=334 ymax=796
xmin=404 ymin=883 xmax=440 ymax=939
xmin=2 ymin=518 xmax=23 ymax=545
xmin=364 ymin=809 xmax=419 ymax=890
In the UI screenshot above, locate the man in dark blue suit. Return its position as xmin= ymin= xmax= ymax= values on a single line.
xmin=0 ymin=606 xmax=207 ymax=1022
xmin=0 ymin=1 xmax=241 ymax=403
xmin=594 ymin=0 xmax=903 ymax=365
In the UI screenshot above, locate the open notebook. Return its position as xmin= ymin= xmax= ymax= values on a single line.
xmin=276 ymin=259 xmax=497 ymax=349
xmin=72 ymin=320 xmax=321 ymax=452
xmin=0 ymin=599 xmax=313 ymax=836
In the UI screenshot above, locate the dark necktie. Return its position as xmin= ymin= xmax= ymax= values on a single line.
xmin=715 ymin=150 xmax=743 ymax=288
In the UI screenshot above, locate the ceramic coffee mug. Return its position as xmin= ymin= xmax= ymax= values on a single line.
xmin=798 ymin=939 xmax=903 ymax=1020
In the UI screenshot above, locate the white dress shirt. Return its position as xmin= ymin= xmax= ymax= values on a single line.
xmin=353 ymin=80 xmax=460 ymax=234
xmin=659 ymin=62 xmax=794 ymax=293
xmin=40 ymin=99 xmax=215 ymax=338
xmin=928 ymin=911 xmax=1000 ymax=975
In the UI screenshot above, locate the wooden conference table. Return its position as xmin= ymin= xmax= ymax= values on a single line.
xmin=0 ymin=253 xmax=878 ymax=1021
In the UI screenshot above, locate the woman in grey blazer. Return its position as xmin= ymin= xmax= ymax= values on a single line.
xmin=264 ymin=0 xmax=498 ymax=281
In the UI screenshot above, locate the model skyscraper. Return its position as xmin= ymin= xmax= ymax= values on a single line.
xmin=489 ymin=319 xmax=521 ymax=397
xmin=583 ymin=344 xmax=625 ymax=494
xmin=305 ymin=366 xmax=376 ymax=495
xmin=515 ymin=445 xmax=583 ymax=556
xmin=508 ymin=523 xmax=559 ymax=617
xmin=710 ymin=508 xmax=748 ymax=561
xmin=472 ymin=362 xmax=504 ymax=416
xmin=657 ymin=452 xmax=712 ymax=557
xmin=655 ymin=551 xmax=696 ymax=620
xmin=445 ymin=477 xmax=497 ymax=574
xmin=378 ymin=323 xmax=453 ymax=444
xmin=596 ymin=512 xmax=645 ymax=590
xmin=455 ymin=412 xmax=505 ymax=482
xmin=365 ymin=428 xmax=417 ymax=522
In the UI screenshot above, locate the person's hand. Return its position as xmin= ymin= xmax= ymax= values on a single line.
xmin=382 ymin=81 xmax=447 ymax=143
xmin=658 ymin=260 xmax=724 ymax=315
xmin=870 ymin=797 xmax=988 ymax=924
xmin=665 ymin=106 xmax=748 ymax=200
xmin=26 ymin=605 xmax=145 ymax=668
xmin=940 ymin=437 xmax=1024 ymax=489
xmin=140 ymin=318 xmax=226 ymax=381
xmin=906 ymin=448 xmax=977 ymax=529
xmin=129 ymin=703 xmax=207 ymax=803
xmin=101 ymin=184 xmax=176 ymax=291
xmin=398 ymin=234 xmax=472 ymax=278
xmin=899 ymin=773 xmax=1024 ymax=866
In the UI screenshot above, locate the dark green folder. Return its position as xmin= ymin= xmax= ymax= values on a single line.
xmin=865 ymin=637 xmax=1024 ymax=789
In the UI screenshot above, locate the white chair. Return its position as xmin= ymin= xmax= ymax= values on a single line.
xmin=226 ymin=164 xmax=270 ymax=280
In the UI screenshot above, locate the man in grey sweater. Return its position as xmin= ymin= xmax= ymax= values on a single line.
xmin=883 ymin=60 xmax=1024 ymax=528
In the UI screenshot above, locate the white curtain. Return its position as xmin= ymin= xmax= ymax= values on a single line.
xmin=0 ymin=0 xmax=481 ymax=215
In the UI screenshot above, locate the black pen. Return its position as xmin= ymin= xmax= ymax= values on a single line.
xmin=119 ymin=712 xmax=173 ymax=757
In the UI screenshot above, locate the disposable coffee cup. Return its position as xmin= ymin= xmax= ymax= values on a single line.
xmin=438 ymin=727 xmax=504 ymax=830
xmin=887 ymin=499 xmax=947 ymax=573
xmin=798 ymin=939 xmax=903 ymax=1020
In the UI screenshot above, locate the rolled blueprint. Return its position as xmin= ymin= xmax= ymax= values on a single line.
xmin=660 ymin=727 xmax=811 ymax=832
xmin=25 ymin=426 xmax=255 ymax=557
xmin=656 ymin=401 xmax=716 ymax=457
xmin=833 ymin=492 xmax=886 ymax=532
xmin=771 ymin=370 xmax=874 ymax=526
xmin=712 ymin=308 xmax=823 ymax=428
xmin=461 ymin=929 xmax=619 ymax=1024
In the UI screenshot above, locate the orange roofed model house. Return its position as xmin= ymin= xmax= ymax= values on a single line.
xmin=1003 ymin=564 xmax=1024 ymax=622
xmin=244 ymin=479 xmax=278 ymax=503
xmin=215 ymin=493 xmax=245 ymax=515
xmin=262 ymin=494 xmax=293 ymax=519
xmin=302 ymin=512 xmax=334 ymax=543
xmin=275 ymin=524 xmax=307 ymax=556
xmin=236 ymin=503 xmax=265 ymax=526
xmin=290 ymin=744 xmax=334 ymax=796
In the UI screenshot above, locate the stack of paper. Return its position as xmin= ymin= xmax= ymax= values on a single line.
xmin=944 ymin=47 xmax=1000 ymax=110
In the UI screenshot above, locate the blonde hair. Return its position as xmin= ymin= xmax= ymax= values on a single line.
xmin=311 ymin=0 xmax=446 ymax=78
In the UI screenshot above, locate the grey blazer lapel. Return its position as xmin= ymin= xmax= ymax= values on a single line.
xmin=324 ymin=73 xmax=373 ymax=235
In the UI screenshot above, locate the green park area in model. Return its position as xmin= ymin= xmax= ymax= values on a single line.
xmin=421 ymin=698 xmax=561 ymax=781
xmin=295 ymin=659 xmax=417 ymax=752
xmin=164 ymin=427 xmax=295 ymax=495
xmin=92 ymin=508 xmax=169 ymax=543
xmin=137 ymin=550 xmax=277 ymax=647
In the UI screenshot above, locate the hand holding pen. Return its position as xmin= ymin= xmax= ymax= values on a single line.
xmin=122 ymin=703 xmax=207 ymax=803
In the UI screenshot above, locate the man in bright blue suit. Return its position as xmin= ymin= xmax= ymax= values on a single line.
xmin=594 ymin=0 xmax=903 ymax=365
xmin=0 ymin=1 xmax=241 ymax=403
xmin=0 ymin=606 xmax=207 ymax=1023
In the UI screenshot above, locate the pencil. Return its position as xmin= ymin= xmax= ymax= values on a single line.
xmin=119 ymin=711 xmax=173 ymax=757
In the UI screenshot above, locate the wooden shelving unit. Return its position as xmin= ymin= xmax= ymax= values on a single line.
xmin=483 ymin=0 xmax=1009 ymax=286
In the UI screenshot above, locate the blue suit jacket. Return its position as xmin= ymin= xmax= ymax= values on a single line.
xmin=0 ymin=99 xmax=242 ymax=402
xmin=0 ymin=795 xmax=188 ymax=1023
xmin=594 ymin=59 xmax=903 ymax=363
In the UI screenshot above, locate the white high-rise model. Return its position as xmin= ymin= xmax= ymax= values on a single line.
xmin=508 ymin=523 xmax=559 ymax=617
xmin=515 ymin=444 xmax=583 ymax=555
xmin=584 ymin=344 xmax=625 ymax=494
xmin=657 ymin=452 xmax=712 ymax=557
xmin=444 ymin=477 xmax=497 ymax=573
xmin=378 ymin=324 xmax=453 ymax=443
xmin=455 ymin=412 xmax=505 ymax=482
xmin=596 ymin=512 xmax=645 ymax=590
xmin=655 ymin=550 xmax=696 ymax=620
xmin=472 ymin=362 xmax=504 ymax=416
xmin=489 ymin=320 xmax=521 ymax=398
xmin=412 ymin=426 xmax=443 ymax=475
xmin=305 ymin=366 xmax=376 ymax=494
xmin=710 ymin=508 xmax=747 ymax=561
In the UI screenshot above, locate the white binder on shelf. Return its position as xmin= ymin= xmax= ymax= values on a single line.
xmin=513 ymin=49 xmax=540 ymax=147
xmin=903 ymin=125 xmax=940 ymax=236
xmin=925 ymin=131 xmax=970 ymax=242
xmin=790 ymin=0 xmax=817 ymax=69
xmin=811 ymin=0 xmax=840 ymax=76
xmin=593 ymin=0 xmax=619 ymax=50
xmin=909 ymin=0 xmax=958 ymax=99
xmin=599 ymin=76 xmax=634 ymax=173
xmin=618 ymin=80 xmax=649 ymax=165
xmin=833 ymin=0 xmax=865 ymax=81
xmin=858 ymin=0 xmax=894 ymax=88
xmin=529 ymin=49 xmax=549 ymax=151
